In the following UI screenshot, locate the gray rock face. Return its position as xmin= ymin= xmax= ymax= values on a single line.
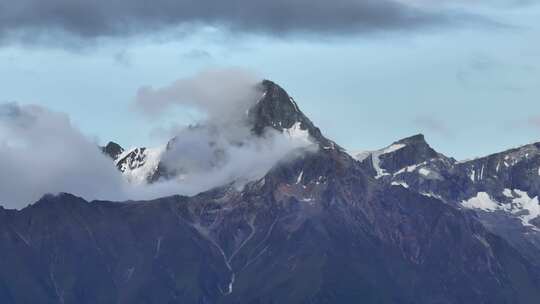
xmin=4 ymin=82 xmax=540 ymax=303
xmin=101 ymin=142 xmax=124 ymax=160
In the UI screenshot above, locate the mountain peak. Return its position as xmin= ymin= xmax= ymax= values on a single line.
xmin=355 ymin=133 xmax=450 ymax=178
xmin=102 ymin=141 xmax=124 ymax=160
xmin=395 ymin=133 xmax=427 ymax=145
xmin=249 ymin=80 xmax=334 ymax=148
xmin=391 ymin=133 xmax=445 ymax=160
xmin=376 ymin=134 xmax=446 ymax=173
xmin=108 ymin=80 xmax=338 ymax=186
xmin=250 ymin=80 xmax=306 ymax=133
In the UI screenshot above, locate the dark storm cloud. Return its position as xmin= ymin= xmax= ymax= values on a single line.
xmin=0 ymin=0 xmax=451 ymax=43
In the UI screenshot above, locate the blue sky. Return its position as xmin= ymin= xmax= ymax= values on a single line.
xmin=1 ymin=1 xmax=539 ymax=160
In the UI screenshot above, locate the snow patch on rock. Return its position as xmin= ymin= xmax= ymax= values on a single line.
xmin=284 ymin=122 xmax=311 ymax=144
xmin=391 ymin=181 xmax=409 ymax=189
xmin=462 ymin=190 xmax=540 ymax=229
xmin=117 ymin=146 xmax=165 ymax=184
xmin=461 ymin=192 xmax=499 ymax=212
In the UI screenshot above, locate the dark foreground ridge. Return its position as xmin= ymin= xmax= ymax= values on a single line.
xmin=2 ymin=81 xmax=540 ymax=303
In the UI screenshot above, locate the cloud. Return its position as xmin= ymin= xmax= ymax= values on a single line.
xmin=135 ymin=68 xmax=316 ymax=196
xmin=136 ymin=127 xmax=315 ymax=199
xmin=0 ymin=70 xmax=314 ymax=208
xmin=0 ymin=0 xmax=471 ymax=46
xmin=149 ymin=123 xmax=187 ymax=141
xmin=0 ymin=103 xmax=128 ymax=208
xmin=413 ymin=115 xmax=454 ymax=138
xmin=134 ymin=68 xmax=262 ymax=126
xmin=456 ymin=53 xmax=535 ymax=92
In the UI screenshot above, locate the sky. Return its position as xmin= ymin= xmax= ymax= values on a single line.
xmin=1 ymin=0 xmax=540 ymax=160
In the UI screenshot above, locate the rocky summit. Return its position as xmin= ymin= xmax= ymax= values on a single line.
xmin=2 ymin=82 xmax=540 ymax=304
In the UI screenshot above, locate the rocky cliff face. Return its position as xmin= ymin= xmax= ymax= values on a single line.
xmin=2 ymin=82 xmax=540 ymax=303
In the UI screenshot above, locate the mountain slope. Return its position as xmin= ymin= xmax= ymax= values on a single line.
xmin=1 ymin=81 xmax=540 ymax=303
xmin=354 ymin=135 xmax=540 ymax=267
xmin=2 ymin=144 xmax=540 ymax=303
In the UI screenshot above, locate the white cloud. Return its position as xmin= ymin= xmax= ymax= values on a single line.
xmin=0 ymin=103 xmax=127 ymax=208
xmin=0 ymin=69 xmax=314 ymax=209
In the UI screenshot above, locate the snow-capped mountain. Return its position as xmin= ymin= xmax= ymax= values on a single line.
xmin=104 ymin=80 xmax=335 ymax=186
xmin=2 ymin=81 xmax=540 ymax=303
xmin=352 ymin=134 xmax=540 ymax=265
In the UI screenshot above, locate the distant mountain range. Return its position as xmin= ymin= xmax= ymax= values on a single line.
xmin=353 ymin=133 xmax=540 ymax=267
xmin=2 ymin=81 xmax=540 ymax=303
